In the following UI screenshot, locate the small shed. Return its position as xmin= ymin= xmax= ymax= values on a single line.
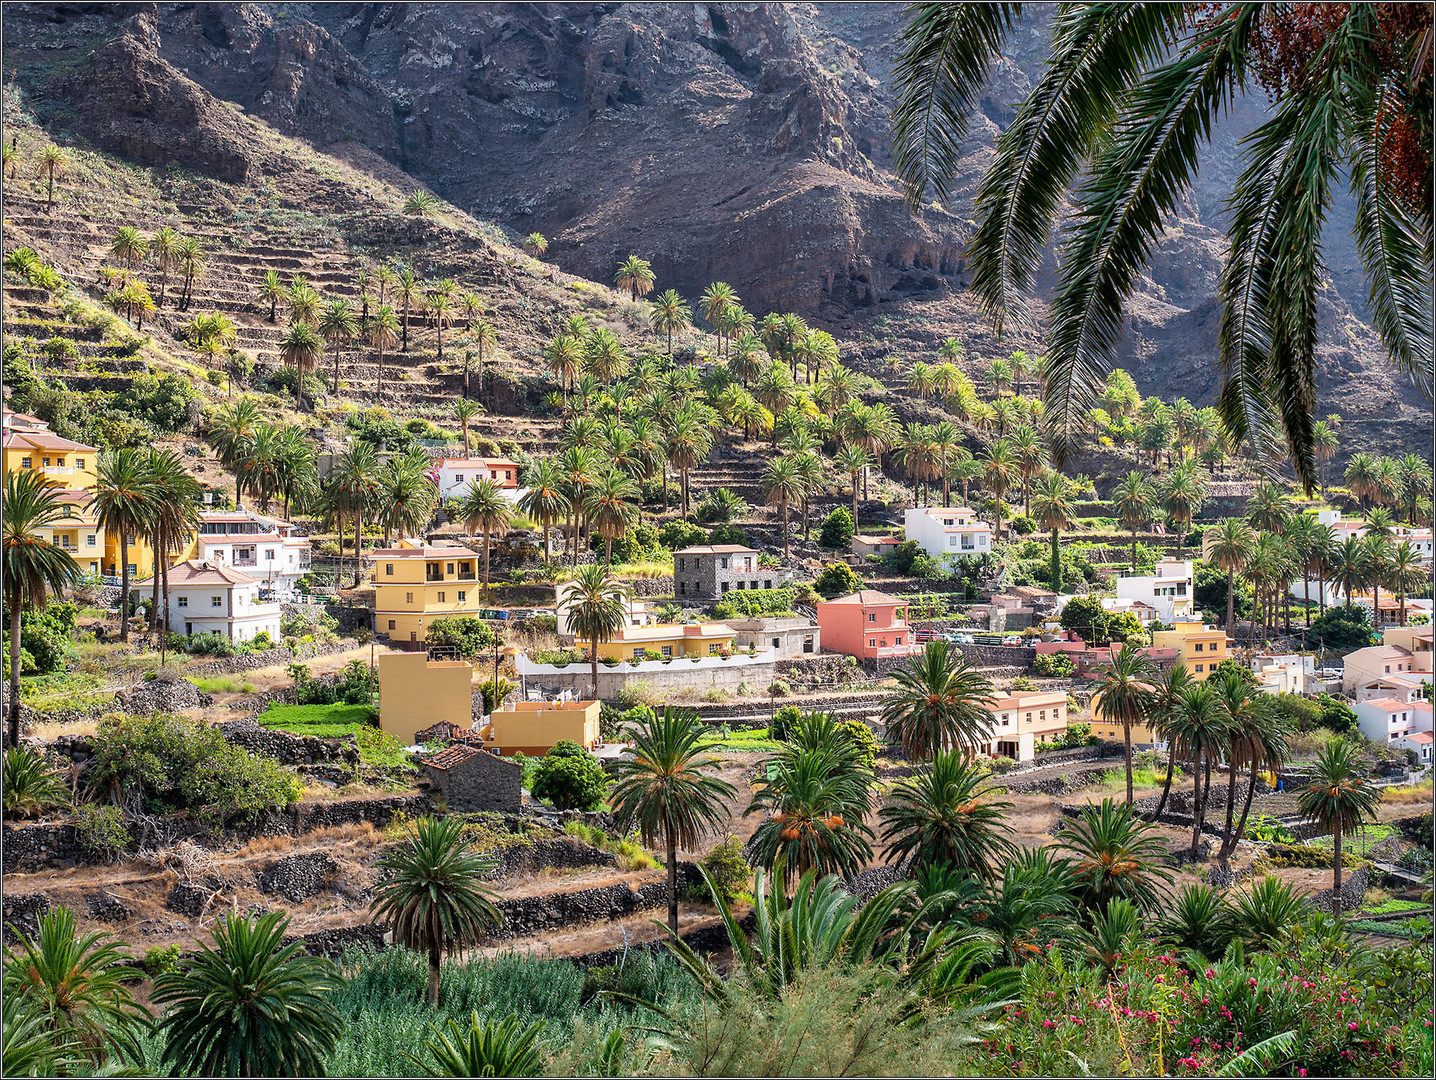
xmin=421 ymin=744 xmax=522 ymax=812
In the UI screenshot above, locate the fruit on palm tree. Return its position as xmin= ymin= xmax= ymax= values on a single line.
xmin=1208 ymin=517 xmax=1258 ymax=637
xmin=87 ymin=450 xmax=156 ymax=646
xmin=402 ymin=188 xmax=441 ymax=218
xmin=257 ymin=268 xmax=288 ymax=323
xmin=1112 ymin=470 xmax=1155 ymax=572
xmin=881 ymin=641 xmax=996 ymax=760
xmin=38 ymin=143 xmax=65 ymax=211
xmin=408 ymin=1011 xmax=544 ymax=1078
xmin=316 ymin=297 xmax=357 ymax=393
xmin=879 ymin=750 xmax=1015 ymax=875
xmin=153 ymin=911 xmax=343 ymax=1077
xmin=517 ymin=458 xmax=570 ymax=566
xmin=1296 ymin=738 xmax=1381 ymax=916
xmin=279 ymin=321 xmax=324 ymax=412
xmin=1093 ymin=644 xmax=1158 ymax=805
xmin=747 ymin=745 xmax=875 ymax=885
xmin=369 ymin=816 xmax=502 ymax=1005
xmin=892 ymin=3 xmax=1432 ymax=485
xmin=2 ymin=745 xmax=71 ymax=818
xmin=1030 ymin=470 xmax=1074 ymax=592
xmin=523 ymin=232 xmax=548 ymax=256
xmin=1056 ymin=798 xmax=1173 ymax=911
xmin=459 ymin=478 xmax=513 ymax=585
xmin=2 ymin=906 xmax=150 ymax=1067
xmin=614 ymin=254 xmax=656 ymax=302
xmin=608 ymin=707 xmax=736 ymax=932
xmin=559 ymin=563 xmax=629 ymax=700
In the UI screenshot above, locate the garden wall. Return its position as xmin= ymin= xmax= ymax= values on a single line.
xmin=488 ymin=864 xmax=701 ymax=939
xmin=518 ymin=655 xmax=776 ymax=702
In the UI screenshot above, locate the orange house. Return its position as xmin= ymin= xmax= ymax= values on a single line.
xmin=815 ymin=590 xmax=921 ymax=661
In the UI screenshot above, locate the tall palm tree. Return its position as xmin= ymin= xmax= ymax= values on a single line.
xmin=879 ymin=750 xmax=1015 ymax=876
xmin=881 ymin=641 xmax=995 ymax=760
xmin=1245 ymin=480 xmax=1290 ymax=533
xmin=1112 ymin=470 xmax=1155 ymax=572
xmin=109 ymin=225 xmax=148 ymax=274
xmin=325 ymin=441 xmax=381 ymax=583
xmin=1344 ymin=452 xmax=1381 ymax=511
xmin=273 ymin=424 xmax=317 ymax=520
xmin=834 ymin=442 xmax=872 ymax=531
xmin=1329 ymin=534 xmax=1370 ymax=610
xmin=1296 ymin=739 xmax=1381 ymax=916
xmin=468 ymin=318 xmax=496 ymax=402
xmin=1030 ymin=471 xmax=1075 ymax=592
xmin=1360 ymin=532 xmax=1394 ymax=629
xmin=153 ymin=911 xmax=342 ymax=1077
xmin=375 ymin=453 xmax=440 ymax=543
xmin=1208 ymin=518 xmax=1257 ymax=638
xmin=316 ymin=298 xmax=357 ymax=394
xmin=892 ymin=3 xmax=1432 ymax=484
xmin=428 ymin=290 xmax=455 ymax=361
xmin=614 ymin=254 xmax=656 ymax=302
xmin=453 ymin=399 xmax=480 ymax=457
xmin=895 ymin=422 xmax=939 ymax=506
xmin=1284 ymin=513 xmax=1323 ymax=629
xmin=459 ymin=479 xmax=512 ymax=586
xmin=517 ymin=458 xmax=571 ymax=566
xmin=1160 ymin=461 xmax=1208 ymax=559
xmin=88 ymin=450 xmax=156 ymax=645
xmin=1169 ymin=683 xmax=1228 ymax=859
xmin=144 ymin=448 xmax=202 ymax=636
xmin=698 ymin=282 xmax=739 ymax=356
xmin=1387 ymin=540 xmax=1426 ymax=626
xmin=1094 ymin=645 xmax=1158 ymax=805
xmin=560 ymin=563 xmax=629 ymax=699
xmin=1395 ymin=451 xmax=1432 ymax=524
xmin=583 ymin=470 xmax=637 ymax=568
xmin=979 ymin=438 xmax=1017 ymax=539
xmin=608 ymin=707 xmax=736 ymax=932
xmin=761 ymin=455 xmax=804 ymax=557
xmin=1211 ymin=668 xmax=1270 ymax=866
xmin=257 ymin=268 xmax=288 ymax=323
xmin=559 ymin=445 xmax=600 ymax=564
xmin=396 ymin=268 xmax=423 ymax=352
xmin=4 ymin=472 xmax=82 ymax=744
xmin=38 ymin=143 xmax=65 ymax=212
xmin=664 ymin=402 xmax=713 ymax=520
xmin=285 ymin=279 xmax=320 ymax=327
xmin=370 ymin=816 xmax=502 ymax=1005
xmin=148 ymin=225 xmax=181 ymax=307
xmin=650 ymin=289 xmax=692 ymax=357
xmin=1009 ymin=425 xmax=1046 ymax=515
xmin=367 ymin=303 xmax=400 ymax=398
xmin=1056 ymin=799 xmax=1173 ymax=911
xmin=1149 ymin=664 xmax=1194 ymax=821
xmin=1311 ymin=420 xmax=1339 ymax=496
xmin=278 ymin=321 xmax=324 ymax=412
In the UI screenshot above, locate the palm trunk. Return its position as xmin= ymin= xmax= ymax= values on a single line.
xmin=1123 ymin=718 xmax=1134 ymax=806
xmin=1131 ymin=527 xmax=1138 ymax=573
xmin=1219 ymin=757 xmax=1238 ymax=868
xmin=666 ymin=827 xmax=679 ymax=933
xmin=402 ymin=305 xmax=410 ymax=351
xmin=1153 ymin=753 xmax=1176 ymax=820
xmin=1225 ymin=569 xmax=1236 ymax=638
xmin=1049 ymin=529 xmax=1061 ymax=593
xmin=590 ymin=650 xmax=600 ymax=702
xmin=1191 ymin=754 xmax=1212 ymax=859
xmin=781 ymin=499 xmax=790 ymax=557
xmin=605 ymin=536 xmax=612 ymax=569
xmin=428 ymin=943 xmax=441 ymax=1006
xmin=9 ymin=600 xmax=23 ymax=746
xmin=1224 ymin=765 xmax=1261 ymax=859
xmin=1188 ymin=749 xmax=1203 ymax=854
xmin=483 ymin=531 xmax=491 ymax=586
xmin=331 ymin=343 xmax=341 ymax=393
xmin=852 ymin=475 xmax=860 ymax=532
xmin=295 ymin=372 xmax=304 ymax=413
xmin=150 ymin=543 xmax=162 ymax=633
xmin=118 ymin=537 xmax=131 ymax=642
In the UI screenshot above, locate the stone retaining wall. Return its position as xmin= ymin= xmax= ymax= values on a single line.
xmin=489 ymin=864 xmax=701 ymax=939
xmin=180 ymin=638 xmax=355 ymax=678
xmin=951 ymin=643 xmax=1037 ymax=670
xmin=1310 ymin=869 xmax=1370 ymax=914
xmin=775 ymin=654 xmax=861 ymax=687
xmin=218 ymin=718 xmax=360 ymax=769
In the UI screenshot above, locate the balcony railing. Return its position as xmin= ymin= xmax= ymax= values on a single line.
xmin=40 ymin=466 xmax=75 ymax=476
xmin=232 ymin=559 xmax=258 ymax=568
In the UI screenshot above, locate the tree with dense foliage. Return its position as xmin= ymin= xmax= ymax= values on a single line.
xmin=369 ymin=816 xmax=502 ymax=1005
xmin=892 ymin=3 xmax=1432 ymax=486
xmin=278 ymin=320 xmax=324 ymax=412
xmin=608 ymin=707 xmax=736 ymax=932
xmin=614 ymin=254 xmax=656 ymax=303
xmin=1160 ymin=461 xmax=1208 ymax=559
xmin=879 ymin=750 xmax=1015 ymax=876
xmin=1030 ymin=470 xmax=1075 ymax=592
xmin=517 ymin=457 xmax=571 ymax=567
xmin=1296 ymin=738 xmax=1381 ymax=916
xmin=649 ymin=288 xmax=691 ymax=355
xmin=881 ymin=641 xmax=996 ymax=759
xmin=560 ymin=563 xmax=629 ymax=699
xmin=153 ymin=910 xmax=343 ymax=1077
xmin=761 ymin=454 xmax=805 ymax=557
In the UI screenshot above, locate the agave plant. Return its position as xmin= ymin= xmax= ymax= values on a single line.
xmin=407 ymin=1011 xmax=544 ymax=1078
xmin=2 ymin=746 xmax=71 ymax=819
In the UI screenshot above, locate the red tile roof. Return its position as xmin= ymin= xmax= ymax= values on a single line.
xmin=822 ymin=590 xmax=906 ymax=606
xmin=3 ymin=429 xmax=98 ymax=453
xmin=370 ymin=544 xmax=481 ymax=559
xmin=130 ymin=559 xmax=258 ymax=588
xmin=422 ymin=744 xmax=487 ymax=770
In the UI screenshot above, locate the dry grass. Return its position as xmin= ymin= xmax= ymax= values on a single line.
xmin=27 ymin=718 xmax=100 ymax=740
xmin=235 ymin=821 xmax=378 ymax=858
xmin=1380 ymin=779 xmax=1433 ymax=805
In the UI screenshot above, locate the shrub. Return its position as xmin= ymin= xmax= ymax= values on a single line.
xmin=480 ymin=676 xmax=514 ymax=714
xmin=883 ymin=540 xmax=923 ymax=575
xmin=819 ymin=507 xmax=855 ymax=549
xmin=1032 ymin=652 xmax=1076 ymax=678
xmin=424 ymin=616 xmax=497 ymax=658
xmin=73 ymin=803 xmax=130 ymax=862
xmin=700 ymin=836 xmax=753 ymax=904
xmin=1270 ymin=692 xmax=1322 ymax=731
xmin=17 ymin=602 xmax=77 ymax=674
xmin=813 ymin=562 xmax=862 ymax=597
xmin=88 ymin=712 xmax=302 ymax=825
xmin=1010 ymin=675 xmax=1037 ymax=692
xmin=1315 ymin=692 xmax=1358 ymax=733
xmin=530 ymin=745 xmax=609 ymax=810
xmin=711 ymin=587 xmax=795 ymax=620
xmin=616 ymin=680 xmax=661 ymax=708
xmin=768 ymin=679 xmax=792 ymax=698
xmin=696 ymin=488 xmax=750 ymax=524
xmin=658 ymin=520 xmax=707 ymax=550
xmin=1307 ymin=605 xmax=1378 ymax=652
xmin=838 ymin=718 xmax=879 ymax=769
xmin=708 ymin=523 xmax=749 ymax=547
xmin=1059 ymin=595 xmax=1111 ymax=643
xmin=1009 ymin=515 xmax=1036 ymax=535
xmin=770 ymin=705 xmax=803 ymax=741
xmin=141 ymin=944 xmax=182 ymax=977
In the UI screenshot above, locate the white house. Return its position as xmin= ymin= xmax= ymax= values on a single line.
xmin=1395 ymin=730 xmax=1433 ymax=765
xmin=132 ymin=560 xmax=282 ymax=642
xmin=1354 ymin=696 xmax=1433 ymax=746
xmin=194 ymin=510 xmax=311 ymax=598
xmin=1113 ymin=558 xmax=1194 ymax=624
xmin=1249 ymin=652 xmax=1315 ymax=696
xmin=901 ymin=506 xmax=993 ymax=566
xmin=1343 ymin=644 xmax=1434 ymax=702
xmin=435 ymin=457 xmax=521 ymax=501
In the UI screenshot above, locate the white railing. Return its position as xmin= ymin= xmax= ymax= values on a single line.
xmin=516 ymin=648 xmax=776 ymax=676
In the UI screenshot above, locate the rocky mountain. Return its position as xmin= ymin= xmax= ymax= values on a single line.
xmin=3 ymin=1 xmax=1426 ymax=437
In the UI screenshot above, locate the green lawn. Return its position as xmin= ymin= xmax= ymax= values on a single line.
xmin=257 ymin=703 xmax=404 ymax=768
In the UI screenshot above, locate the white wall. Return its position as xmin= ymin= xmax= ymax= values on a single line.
xmin=901 ymin=508 xmax=992 ymax=565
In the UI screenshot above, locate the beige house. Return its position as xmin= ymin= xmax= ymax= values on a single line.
xmin=1343 ymin=644 xmax=1433 ymax=702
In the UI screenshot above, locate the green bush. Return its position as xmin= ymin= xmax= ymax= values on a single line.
xmin=1314 ymin=692 xmax=1358 ymax=733
xmin=768 ymin=679 xmax=792 ymax=698
xmin=1032 ymin=652 xmax=1076 ymax=678
xmin=530 ymin=744 xmax=609 ymax=810
xmin=616 ymin=680 xmax=661 ymax=708
xmin=1307 ymin=605 xmax=1377 ymax=653
xmin=1009 ymin=515 xmax=1036 ymax=535
xmin=1269 ymin=692 xmax=1322 ymax=731
xmin=142 ymin=944 xmax=182 ymax=977
xmin=73 ymin=804 xmax=131 ymax=862
xmin=125 ymin=372 xmax=196 ymax=434
xmin=838 ymin=718 xmax=879 ymax=769
xmin=658 ymin=520 xmax=707 ymax=550
xmin=814 ymin=562 xmax=862 ymax=597
xmin=14 ymin=601 xmax=77 ymax=674
xmin=708 ymin=523 xmax=749 ymax=547
xmin=699 ymin=836 xmax=753 ymax=904
xmin=1059 ymin=595 xmax=1112 ymax=643
xmin=819 ymin=507 xmax=855 ymax=549
xmin=595 ymin=523 xmax=662 ymax=564
xmin=770 ymin=705 xmax=803 ymax=742
xmin=883 ymin=540 xmax=923 ymax=576
xmin=427 ymin=616 xmax=497 ymax=658
xmin=88 ymin=712 xmax=302 ymax=825
xmin=711 ymin=587 xmax=795 ymax=620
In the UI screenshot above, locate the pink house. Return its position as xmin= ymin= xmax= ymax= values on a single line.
xmin=816 ymin=590 xmax=921 ymax=661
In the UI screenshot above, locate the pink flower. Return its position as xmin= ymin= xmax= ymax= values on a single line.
xmin=1348 ymin=1022 xmax=1358 ymax=1030
xmin=1298 ymin=1069 xmax=1307 ymax=1077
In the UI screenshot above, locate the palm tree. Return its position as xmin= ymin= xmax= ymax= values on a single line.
xmin=1312 ymin=420 xmax=1338 ymax=495
xmin=1169 ymin=683 xmax=1228 ymax=859
xmin=402 ymin=188 xmax=442 ymax=218
xmin=649 ymin=288 xmax=691 ymax=355
xmin=1150 ymin=665 xmax=1194 ymax=821
xmin=608 ymin=707 xmax=736 ymax=932
xmin=370 ymin=816 xmax=502 ymax=1005
xmin=278 ymin=321 xmax=324 ymax=412
xmin=979 ymin=438 xmax=1017 ymax=539
xmin=1387 ymin=540 xmax=1426 ymax=626
xmin=879 ymin=750 xmax=1015 ymax=875
xmin=698 ymin=282 xmax=739 ymax=356
xmin=1009 ymin=425 xmax=1046 ymax=515
xmin=1212 ymin=669 xmax=1285 ymax=865
xmin=468 ymin=318 xmax=496 ymax=402
xmin=664 ymin=402 xmax=713 ymax=520
xmin=375 ymin=452 xmax=440 ymax=543
xmin=881 ymin=641 xmax=995 ymax=760
xmin=747 ymin=745 xmax=875 ymax=886
xmin=544 ymin=334 xmax=583 ymax=403
xmin=518 ymin=458 xmax=571 ymax=566
xmin=316 ymin=298 xmax=357 ymax=393
xmin=1160 ymin=461 xmax=1208 ymax=559
xmin=144 ymin=449 xmax=202 ymax=636
xmin=559 ymin=445 xmax=599 ymax=564
xmin=1208 ymin=518 xmax=1257 ymax=637
xmin=428 ymin=290 xmax=455 ymax=361
xmin=153 ymin=911 xmax=343 ymax=1077
xmin=1296 ymin=739 xmax=1380 ymax=916
xmin=761 ymin=455 xmax=804 ymax=557
xmin=583 ymin=470 xmax=638 ymax=567
xmin=3 ymin=906 xmax=149 ymax=1067
xmin=2 ymin=141 xmax=18 ymax=181
xmin=286 ymin=279 xmax=320 ymax=328
xmin=1094 ymin=645 xmax=1158 ymax=805
xmin=396 ymin=268 xmax=423 ymax=351
xmin=1112 ymin=471 xmax=1155 ymax=572
xmin=1330 ymin=534 xmax=1370 ymax=610
xmin=325 ymin=441 xmax=381 ymax=583
xmin=257 ymin=268 xmax=288 ymax=323
xmin=459 ymin=479 xmax=512 ymax=586
xmin=88 ymin=450 xmax=156 ymax=645
xmin=614 ymin=254 xmax=656 ymax=302
xmin=409 ymin=1012 xmax=544 ymax=1079
xmin=560 ymin=563 xmax=629 ymax=700
xmin=1395 ymin=452 xmax=1431 ymax=524
xmin=206 ymin=398 xmax=261 ymax=507
xmin=1360 ymin=532 xmax=1394 ymax=629
xmin=892 ymin=4 xmax=1432 ymax=484
xmin=453 ymin=399 xmax=480 ymax=456
xmin=109 ymin=225 xmax=148 ymax=273
xmin=1245 ymin=481 xmax=1290 ymax=532
xmin=368 ymin=303 xmax=400 ymax=398
xmin=1030 ymin=471 xmax=1075 ymax=592
xmin=1345 ymin=452 xmax=1380 ymax=511
xmin=38 ymin=144 xmax=65 ymax=211
xmin=1056 ymin=799 xmax=1173 ymax=911
xmin=3 ymin=470 xmax=82 ymax=747
xmin=523 ymin=232 xmax=548 ymax=256
xmin=834 ymin=442 xmax=872 ymax=531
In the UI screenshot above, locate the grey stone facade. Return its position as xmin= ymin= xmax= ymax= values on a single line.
xmin=422 ymin=745 xmax=522 ymax=812
xmin=727 ymin=617 xmax=820 ymax=658
xmin=673 ymin=545 xmax=764 ymax=601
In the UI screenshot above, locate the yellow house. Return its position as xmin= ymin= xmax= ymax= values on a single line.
xmin=479 ymin=699 xmax=602 ymax=756
xmin=378 ymin=651 xmax=475 ymax=744
xmin=580 ymin=621 xmax=737 ymax=661
xmin=1090 ymin=688 xmax=1161 ymax=746
xmin=372 ymin=541 xmax=488 ymax=642
xmin=1151 ymin=620 xmax=1230 ymax=681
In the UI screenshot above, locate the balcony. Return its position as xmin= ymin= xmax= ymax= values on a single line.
xmin=40 ymin=465 xmax=75 ymax=476
xmin=232 ymin=559 xmax=258 ymax=568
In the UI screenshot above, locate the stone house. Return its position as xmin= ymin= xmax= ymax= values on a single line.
xmin=726 ymin=616 xmax=820 ymax=658
xmin=673 ymin=544 xmax=766 ymax=601
xmin=421 ymin=744 xmax=522 ymax=812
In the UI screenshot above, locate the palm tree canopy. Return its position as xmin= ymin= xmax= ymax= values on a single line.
xmin=880 ymin=641 xmax=996 ymax=760
xmin=879 ymin=750 xmax=1016 ymax=876
xmin=607 ymin=707 xmax=736 ymax=850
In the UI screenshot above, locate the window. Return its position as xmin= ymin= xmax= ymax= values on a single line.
xmin=78 ymin=457 xmax=86 ymax=469
xmin=265 ymin=549 xmax=275 ymax=560
xmin=455 ymin=474 xmax=464 ymax=484
xmin=388 ymin=620 xmax=396 ymax=630
xmin=764 ymin=579 xmax=771 ymax=589
xmin=1002 ymin=716 xmax=1010 ymax=727
xmin=1194 ymin=664 xmax=1204 ymax=673
xmin=505 ymin=470 xmax=512 ymax=481
xmin=437 ymin=592 xmax=446 ymax=602
xmin=709 ymin=643 xmax=721 ymax=654
xmin=721 ymin=557 xmax=729 ymax=569
xmin=126 ymin=564 xmax=136 ymax=576
xmin=633 ymin=648 xmax=645 ymax=659
xmin=677 ymin=557 xmax=685 ymax=571
xmin=772 ymin=637 xmax=781 ymax=648
xmin=895 ymin=636 xmax=903 ymax=645
xmin=386 ymin=563 xmax=394 ymax=575
xmin=86 ymin=534 xmax=96 ymax=547
xmin=56 ymin=457 xmax=65 ymax=466
xmin=869 ymin=638 xmax=877 ymax=647
xmin=735 ymin=581 xmax=744 ymax=590
xmin=1039 ymin=710 xmax=1045 ymax=720
xmin=447 ymin=562 xmax=455 ymax=575
xmin=457 ymin=591 xmax=466 ymax=602
xmin=177 ymin=596 xmax=189 ymax=607
xmin=211 ymin=595 xmax=223 ymax=607
xmin=1194 ymin=642 xmax=1203 ymax=652
xmin=678 ymin=581 xmax=687 ymax=595
xmin=721 ymin=582 xmax=730 ymax=592
xmin=20 ymin=457 xmax=30 ymax=469
xmin=42 ymin=457 xmax=49 ymax=467
xmin=869 ymin=613 xmax=877 ymax=623
xmin=661 ymin=645 xmax=673 ymax=658
xmin=410 ymin=631 xmax=417 ymax=641
xmin=125 ymin=534 xmax=135 ymax=545
xmin=405 ymin=592 xmax=414 ymax=604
